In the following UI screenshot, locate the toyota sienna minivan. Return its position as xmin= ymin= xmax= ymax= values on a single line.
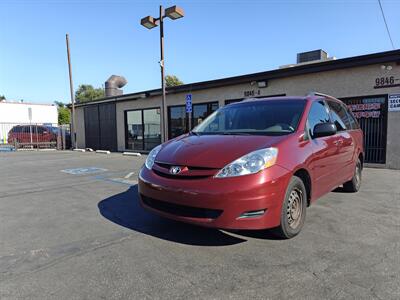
xmin=138 ymin=93 xmax=363 ymax=238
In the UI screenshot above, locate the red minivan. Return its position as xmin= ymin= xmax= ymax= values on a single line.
xmin=138 ymin=94 xmax=363 ymax=238
xmin=8 ymin=125 xmax=57 ymax=145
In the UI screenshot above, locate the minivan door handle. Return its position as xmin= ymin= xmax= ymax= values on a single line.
xmin=333 ymin=139 xmax=343 ymax=146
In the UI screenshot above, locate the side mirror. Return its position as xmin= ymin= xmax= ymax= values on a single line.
xmin=313 ymin=122 xmax=337 ymax=138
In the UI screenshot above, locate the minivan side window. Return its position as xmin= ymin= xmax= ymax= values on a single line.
xmin=327 ymin=101 xmax=349 ymax=131
xmin=307 ymin=101 xmax=331 ymax=138
xmin=343 ymin=104 xmax=360 ymax=130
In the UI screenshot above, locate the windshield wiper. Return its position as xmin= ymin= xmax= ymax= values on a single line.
xmin=189 ymin=131 xmax=199 ymax=136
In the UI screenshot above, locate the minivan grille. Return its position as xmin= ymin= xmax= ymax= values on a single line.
xmin=152 ymin=162 xmax=218 ymax=179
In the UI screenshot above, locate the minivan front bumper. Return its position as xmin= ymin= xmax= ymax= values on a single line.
xmin=138 ymin=164 xmax=291 ymax=230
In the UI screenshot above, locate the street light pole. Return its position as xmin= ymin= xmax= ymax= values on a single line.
xmin=159 ymin=5 xmax=167 ymax=142
xmin=140 ymin=5 xmax=184 ymax=143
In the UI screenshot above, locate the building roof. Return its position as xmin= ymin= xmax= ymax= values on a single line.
xmin=75 ymin=49 xmax=400 ymax=107
xmin=0 ymin=101 xmax=55 ymax=107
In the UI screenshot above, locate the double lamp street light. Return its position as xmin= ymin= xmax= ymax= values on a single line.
xmin=141 ymin=5 xmax=185 ymax=143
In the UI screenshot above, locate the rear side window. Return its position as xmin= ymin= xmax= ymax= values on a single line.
xmin=344 ymin=105 xmax=360 ymax=129
xmin=307 ymin=101 xmax=330 ymax=138
xmin=327 ymin=101 xmax=350 ymax=131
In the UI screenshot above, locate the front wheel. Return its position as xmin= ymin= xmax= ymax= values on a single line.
xmin=343 ymin=158 xmax=362 ymax=192
xmin=273 ymin=176 xmax=307 ymax=239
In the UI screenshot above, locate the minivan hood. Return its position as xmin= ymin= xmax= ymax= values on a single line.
xmin=155 ymin=134 xmax=286 ymax=168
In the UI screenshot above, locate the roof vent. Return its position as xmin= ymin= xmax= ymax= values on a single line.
xmin=279 ymin=49 xmax=336 ymax=69
xmin=105 ymin=75 xmax=127 ymax=97
xmin=297 ymin=50 xmax=328 ymax=64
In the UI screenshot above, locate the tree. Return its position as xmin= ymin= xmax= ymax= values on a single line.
xmin=165 ymin=75 xmax=184 ymax=87
xmin=75 ymin=84 xmax=105 ymax=103
xmin=54 ymin=101 xmax=70 ymax=125
xmin=0 ymin=95 xmax=5 ymax=100
xmin=54 ymin=101 xmax=65 ymax=108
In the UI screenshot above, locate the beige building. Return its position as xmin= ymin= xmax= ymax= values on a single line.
xmin=75 ymin=49 xmax=400 ymax=169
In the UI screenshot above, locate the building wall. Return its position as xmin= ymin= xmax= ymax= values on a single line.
xmin=75 ymin=106 xmax=86 ymax=149
xmin=77 ymin=61 xmax=400 ymax=168
xmin=0 ymin=102 xmax=58 ymax=124
xmin=387 ymin=111 xmax=400 ymax=169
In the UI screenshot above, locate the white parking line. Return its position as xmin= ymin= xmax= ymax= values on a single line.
xmin=124 ymin=172 xmax=135 ymax=179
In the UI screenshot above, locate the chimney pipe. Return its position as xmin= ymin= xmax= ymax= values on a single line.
xmin=105 ymin=75 xmax=127 ymax=97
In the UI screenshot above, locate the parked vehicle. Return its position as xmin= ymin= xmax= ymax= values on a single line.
xmin=138 ymin=94 xmax=364 ymax=239
xmin=8 ymin=125 xmax=57 ymax=146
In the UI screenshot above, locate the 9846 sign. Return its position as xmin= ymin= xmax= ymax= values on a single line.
xmin=374 ymin=76 xmax=400 ymax=88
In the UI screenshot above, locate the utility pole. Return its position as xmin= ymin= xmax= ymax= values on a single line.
xmin=66 ymin=34 xmax=77 ymax=149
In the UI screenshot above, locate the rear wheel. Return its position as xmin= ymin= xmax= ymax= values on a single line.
xmin=343 ymin=158 xmax=362 ymax=192
xmin=273 ymin=176 xmax=307 ymax=239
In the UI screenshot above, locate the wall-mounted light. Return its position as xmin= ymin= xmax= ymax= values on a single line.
xmin=381 ymin=65 xmax=393 ymax=71
xmin=257 ymin=81 xmax=268 ymax=88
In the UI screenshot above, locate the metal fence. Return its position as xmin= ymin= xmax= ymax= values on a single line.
xmin=0 ymin=123 xmax=71 ymax=150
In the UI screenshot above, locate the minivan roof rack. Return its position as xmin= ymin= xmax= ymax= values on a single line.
xmin=307 ymin=91 xmax=337 ymax=99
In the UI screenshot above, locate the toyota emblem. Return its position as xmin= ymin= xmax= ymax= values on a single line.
xmin=169 ymin=166 xmax=182 ymax=175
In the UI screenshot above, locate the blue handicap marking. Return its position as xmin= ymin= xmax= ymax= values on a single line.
xmin=186 ymin=94 xmax=192 ymax=113
xmin=0 ymin=146 xmax=16 ymax=152
xmin=61 ymin=167 xmax=108 ymax=175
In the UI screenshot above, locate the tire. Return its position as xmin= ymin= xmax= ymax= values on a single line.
xmin=343 ymin=158 xmax=362 ymax=193
xmin=273 ymin=176 xmax=307 ymax=239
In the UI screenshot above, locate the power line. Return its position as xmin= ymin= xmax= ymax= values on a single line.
xmin=378 ymin=0 xmax=395 ymax=50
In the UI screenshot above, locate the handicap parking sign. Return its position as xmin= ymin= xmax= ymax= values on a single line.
xmin=186 ymin=94 xmax=192 ymax=113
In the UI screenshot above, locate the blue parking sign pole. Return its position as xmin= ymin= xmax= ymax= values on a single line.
xmin=186 ymin=94 xmax=192 ymax=131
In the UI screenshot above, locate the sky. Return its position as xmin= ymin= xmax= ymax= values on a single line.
xmin=0 ymin=0 xmax=399 ymax=104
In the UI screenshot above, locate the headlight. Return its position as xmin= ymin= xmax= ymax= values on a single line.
xmin=145 ymin=145 xmax=162 ymax=170
xmin=215 ymin=148 xmax=278 ymax=178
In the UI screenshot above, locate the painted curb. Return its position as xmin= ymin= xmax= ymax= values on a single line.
xmin=123 ymin=152 xmax=142 ymax=157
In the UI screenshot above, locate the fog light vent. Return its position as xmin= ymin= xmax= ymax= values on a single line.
xmin=238 ymin=209 xmax=266 ymax=219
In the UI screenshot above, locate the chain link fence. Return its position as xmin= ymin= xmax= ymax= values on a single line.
xmin=0 ymin=123 xmax=71 ymax=151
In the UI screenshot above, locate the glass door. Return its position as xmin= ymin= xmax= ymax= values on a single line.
xmin=143 ymin=108 xmax=161 ymax=151
xmin=126 ymin=110 xmax=143 ymax=151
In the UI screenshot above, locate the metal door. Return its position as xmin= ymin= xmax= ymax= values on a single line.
xmin=84 ymin=105 xmax=100 ymax=150
xmin=342 ymin=96 xmax=387 ymax=164
xmin=98 ymin=103 xmax=117 ymax=151
xmin=84 ymin=103 xmax=117 ymax=151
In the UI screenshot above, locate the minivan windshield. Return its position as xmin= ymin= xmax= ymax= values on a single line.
xmin=192 ymin=99 xmax=306 ymax=136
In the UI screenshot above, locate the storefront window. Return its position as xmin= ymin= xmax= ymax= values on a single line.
xmin=192 ymin=102 xmax=219 ymax=128
xmin=168 ymin=102 xmax=219 ymax=139
xmin=125 ymin=108 xmax=161 ymax=151
xmin=168 ymin=106 xmax=188 ymax=139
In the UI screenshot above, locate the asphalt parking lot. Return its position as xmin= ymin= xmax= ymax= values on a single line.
xmin=0 ymin=151 xmax=399 ymax=299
